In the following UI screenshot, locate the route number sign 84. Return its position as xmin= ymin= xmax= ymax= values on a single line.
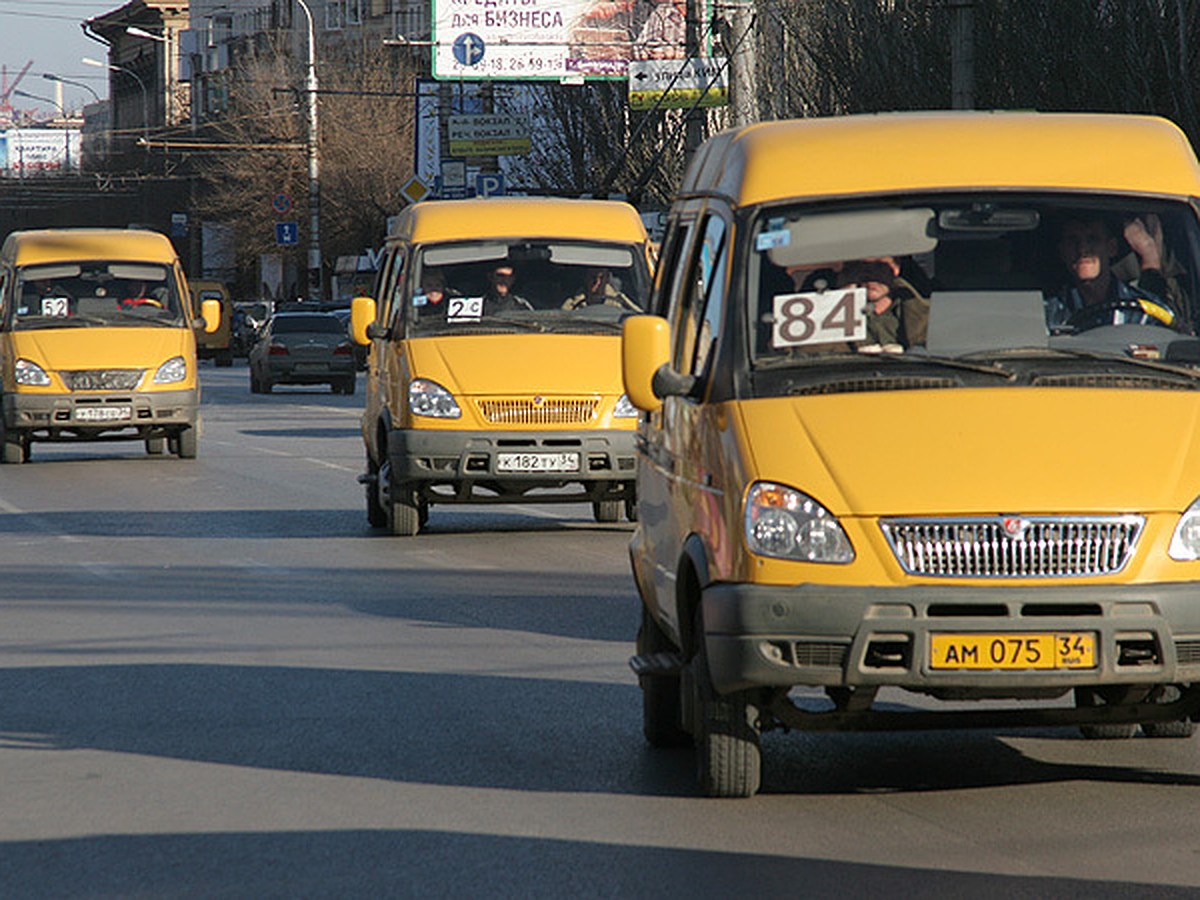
xmin=772 ymin=288 xmax=868 ymax=348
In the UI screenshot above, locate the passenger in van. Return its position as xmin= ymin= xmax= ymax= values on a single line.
xmin=415 ymin=269 xmax=459 ymax=310
xmin=835 ymin=257 xmax=930 ymax=350
xmin=484 ymin=263 xmax=533 ymax=313
xmin=1111 ymin=213 xmax=1188 ymax=312
xmin=561 ymin=267 xmax=641 ymax=311
xmin=1045 ymin=214 xmax=1180 ymax=331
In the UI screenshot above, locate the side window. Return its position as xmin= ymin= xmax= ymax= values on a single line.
xmin=0 ymin=270 xmax=8 ymax=324
xmin=376 ymin=247 xmax=404 ymax=327
xmin=673 ymin=213 xmax=727 ymax=377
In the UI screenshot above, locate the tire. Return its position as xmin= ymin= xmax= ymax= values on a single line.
xmin=176 ymin=426 xmax=198 ymax=459
xmin=625 ymin=497 xmax=638 ymax=522
xmin=145 ymin=437 xmax=166 ymax=455
xmin=1076 ymin=687 xmax=1138 ymax=739
xmin=389 ymin=493 xmax=421 ymax=536
xmin=366 ymin=456 xmax=387 ymax=528
xmin=249 ymin=371 xmax=262 ymax=394
xmin=1143 ymin=686 xmax=1197 ymax=738
xmin=638 ymin=604 xmax=689 ymax=748
xmin=342 ymin=378 xmax=356 ymax=396
xmin=216 ymin=352 xmax=233 ymax=368
xmin=262 ymin=378 xmax=273 ymax=394
xmin=693 ymin=609 xmax=762 ymax=797
xmin=2 ymin=434 xmax=27 ymax=464
xmin=593 ymin=499 xmax=621 ymax=523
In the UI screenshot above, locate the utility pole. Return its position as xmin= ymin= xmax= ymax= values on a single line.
xmin=948 ymin=0 xmax=975 ymax=110
xmin=724 ymin=0 xmax=757 ymax=127
xmin=683 ymin=0 xmax=705 ymax=159
xmin=295 ymin=0 xmax=323 ymax=302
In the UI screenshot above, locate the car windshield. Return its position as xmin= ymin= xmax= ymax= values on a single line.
xmin=748 ymin=194 xmax=1200 ymax=377
xmin=10 ymin=261 xmax=183 ymax=328
xmin=405 ymin=239 xmax=650 ymax=336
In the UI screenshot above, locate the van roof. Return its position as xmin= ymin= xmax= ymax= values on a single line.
xmin=2 ymin=228 xmax=179 ymax=266
xmin=389 ymin=197 xmax=648 ymax=244
xmin=681 ymin=112 xmax=1200 ymax=207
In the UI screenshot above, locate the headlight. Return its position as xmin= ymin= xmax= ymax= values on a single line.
xmin=14 ymin=359 xmax=51 ymax=386
xmin=744 ymin=482 xmax=854 ymax=563
xmin=613 ymin=393 xmax=638 ymax=418
xmin=1169 ymin=496 xmax=1200 ymax=560
xmin=154 ymin=356 xmax=187 ymax=384
xmin=409 ymin=378 xmax=461 ymax=418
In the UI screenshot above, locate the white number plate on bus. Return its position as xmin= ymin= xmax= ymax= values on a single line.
xmin=75 ymin=406 xmax=132 ymax=422
xmin=496 ymin=452 xmax=580 ymax=473
xmin=772 ymin=288 xmax=868 ymax=348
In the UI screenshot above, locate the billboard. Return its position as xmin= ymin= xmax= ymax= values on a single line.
xmin=433 ymin=0 xmax=704 ymax=81
xmin=0 ymin=129 xmax=81 ymax=176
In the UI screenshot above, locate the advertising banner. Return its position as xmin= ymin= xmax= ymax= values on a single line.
xmin=433 ymin=0 xmax=704 ymax=81
xmin=1 ymin=129 xmax=80 ymax=176
xmin=628 ymin=57 xmax=728 ymax=110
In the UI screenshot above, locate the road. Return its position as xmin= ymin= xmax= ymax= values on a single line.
xmin=0 ymin=363 xmax=1198 ymax=898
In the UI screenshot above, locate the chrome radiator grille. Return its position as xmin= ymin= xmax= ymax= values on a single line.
xmin=880 ymin=516 xmax=1144 ymax=578
xmin=61 ymin=369 xmax=145 ymax=391
xmin=476 ymin=397 xmax=598 ymax=425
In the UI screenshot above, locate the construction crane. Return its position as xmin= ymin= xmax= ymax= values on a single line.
xmin=0 ymin=60 xmax=35 ymax=126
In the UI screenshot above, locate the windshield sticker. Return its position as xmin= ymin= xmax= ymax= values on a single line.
xmin=772 ymin=288 xmax=868 ymax=348
xmin=41 ymin=297 xmax=70 ymax=317
xmin=413 ymin=293 xmax=429 ymax=307
xmin=756 ymin=229 xmax=790 ymax=252
xmin=447 ymin=296 xmax=484 ymax=322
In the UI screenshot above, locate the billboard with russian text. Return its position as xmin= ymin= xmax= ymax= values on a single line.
xmin=0 ymin=129 xmax=81 ymax=176
xmin=433 ymin=0 xmax=708 ymax=81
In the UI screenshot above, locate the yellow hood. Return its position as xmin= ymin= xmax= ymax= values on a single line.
xmin=737 ymin=388 xmax=1200 ymax=516
xmin=408 ymin=334 xmax=624 ymax=396
xmin=13 ymin=327 xmax=192 ymax=372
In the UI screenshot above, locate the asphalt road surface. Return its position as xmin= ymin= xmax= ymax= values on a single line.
xmin=0 ymin=363 xmax=1198 ymax=898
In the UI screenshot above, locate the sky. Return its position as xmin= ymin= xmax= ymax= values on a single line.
xmin=0 ymin=0 xmax=129 ymax=116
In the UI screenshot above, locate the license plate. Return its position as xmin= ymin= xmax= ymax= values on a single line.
xmin=294 ymin=363 xmax=328 ymax=373
xmin=495 ymin=452 xmax=580 ymax=473
xmin=930 ymin=632 xmax=1096 ymax=670
xmin=74 ymin=406 xmax=132 ymax=422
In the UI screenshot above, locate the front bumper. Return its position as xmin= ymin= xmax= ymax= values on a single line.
xmin=4 ymin=388 xmax=198 ymax=437
xmin=702 ymin=581 xmax=1200 ymax=695
xmin=387 ymin=426 xmax=636 ymax=503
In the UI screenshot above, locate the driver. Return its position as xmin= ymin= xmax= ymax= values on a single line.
xmin=1045 ymin=214 xmax=1179 ymax=331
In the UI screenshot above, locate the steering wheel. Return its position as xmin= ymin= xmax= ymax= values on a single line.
xmin=1065 ymin=296 xmax=1180 ymax=332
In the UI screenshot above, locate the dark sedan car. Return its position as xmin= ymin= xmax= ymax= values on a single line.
xmin=249 ymin=311 xmax=357 ymax=394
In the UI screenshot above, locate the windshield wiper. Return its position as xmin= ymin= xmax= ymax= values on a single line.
xmin=15 ymin=315 xmax=108 ymax=328
xmin=756 ymin=350 xmax=1016 ymax=380
xmin=1033 ymin=347 xmax=1200 ymax=381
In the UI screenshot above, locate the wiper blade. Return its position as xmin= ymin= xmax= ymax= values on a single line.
xmin=15 ymin=314 xmax=108 ymax=328
xmin=756 ymin=350 xmax=1016 ymax=380
xmin=1036 ymin=347 xmax=1200 ymax=380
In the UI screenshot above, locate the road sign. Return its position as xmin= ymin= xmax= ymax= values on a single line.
xmin=448 ymin=115 xmax=531 ymax=157
xmin=276 ymin=222 xmax=299 ymax=246
xmin=272 ymin=192 xmax=293 ymax=215
xmin=452 ymin=33 xmax=486 ymax=67
xmin=628 ymin=58 xmax=729 ymax=111
xmin=400 ymin=176 xmax=432 ymax=205
xmin=476 ymin=173 xmax=506 ymax=198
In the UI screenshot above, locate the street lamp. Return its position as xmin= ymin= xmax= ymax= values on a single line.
xmin=43 ymin=72 xmax=101 ymax=105
xmin=82 ymin=56 xmax=148 ymax=144
xmin=295 ymin=0 xmax=322 ymax=302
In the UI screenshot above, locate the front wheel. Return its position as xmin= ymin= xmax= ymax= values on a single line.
xmin=1 ymin=423 xmax=29 ymax=464
xmin=1076 ymin=686 xmax=1138 ymax=739
xmin=693 ymin=609 xmax=762 ymax=797
xmin=366 ymin=456 xmax=387 ymax=528
xmin=593 ymin=499 xmax=621 ymax=523
xmin=389 ymin=491 xmax=421 ymax=536
xmin=145 ymin=437 xmax=166 ymax=455
xmin=176 ymin=426 xmax=198 ymax=459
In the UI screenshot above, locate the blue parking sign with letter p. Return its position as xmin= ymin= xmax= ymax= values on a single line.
xmin=475 ymin=173 xmax=505 ymax=198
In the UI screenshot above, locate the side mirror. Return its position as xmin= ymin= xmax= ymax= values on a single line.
xmin=200 ymin=298 xmax=221 ymax=334
xmin=351 ymin=295 xmax=381 ymax=345
xmin=623 ymin=315 xmax=693 ymax=412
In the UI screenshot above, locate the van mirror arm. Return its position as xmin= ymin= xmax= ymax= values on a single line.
xmin=652 ymin=364 xmax=697 ymax=400
xmin=365 ymin=321 xmax=391 ymax=340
